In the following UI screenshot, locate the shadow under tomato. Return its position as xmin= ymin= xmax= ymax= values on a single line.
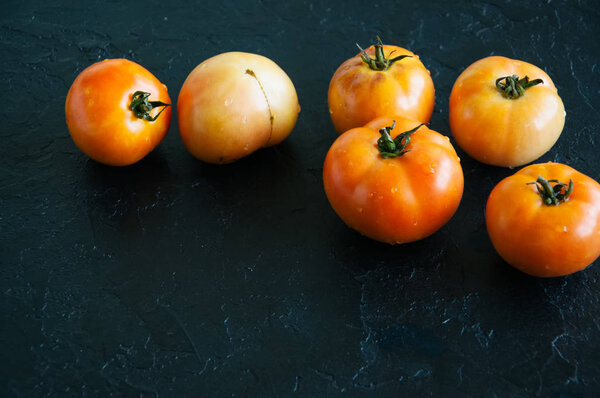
xmin=327 ymin=219 xmax=454 ymax=276
xmin=83 ymin=148 xmax=179 ymax=238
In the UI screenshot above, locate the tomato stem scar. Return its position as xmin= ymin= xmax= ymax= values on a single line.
xmin=356 ymin=36 xmax=412 ymax=71
xmin=377 ymin=122 xmax=426 ymax=158
xmin=527 ymin=175 xmax=573 ymax=205
xmin=495 ymin=75 xmax=543 ymax=99
xmin=129 ymin=91 xmax=170 ymax=121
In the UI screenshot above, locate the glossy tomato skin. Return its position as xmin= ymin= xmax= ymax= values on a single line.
xmin=486 ymin=162 xmax=600 ymax=277
xmin=323 ymin=117 xmax=463 ymax=244
xmin=65 ymin=59 xmax=171 ymax=166
xmin=177 ymin=52 xmax=300 ymax=164
xmin=449 ymin=56 xmax=565 ymax=167
xmin=328 ymin=45 xmax=435 ymax=134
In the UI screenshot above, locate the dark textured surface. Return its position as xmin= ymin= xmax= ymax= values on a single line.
xmin=2 ymin=0 xmax=600 ymax=396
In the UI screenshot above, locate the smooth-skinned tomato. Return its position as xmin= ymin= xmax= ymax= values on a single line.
xmin=328 ymin=38 xmax=435 ymax=134
xmin=323 ymin=117 xmax=463 ymax=244
xmin=486 ymin=162 xmax=600 ymax=277
xmin=449 ymin=56 xmax=565 ymax=167
xmin=65 ymin=59 xmax=172 ymax=166
xmin=177 ymin=52 xmax=300 ymax=164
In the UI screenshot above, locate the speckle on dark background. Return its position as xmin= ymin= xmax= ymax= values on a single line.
xmin=1 ymin=0 xmax=600 ymax=396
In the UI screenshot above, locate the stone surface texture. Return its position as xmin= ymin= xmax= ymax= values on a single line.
xmin=2 ymin=0 xmax=600 ymax=396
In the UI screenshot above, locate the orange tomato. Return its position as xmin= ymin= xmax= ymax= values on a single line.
xmin=177 ymin=52 xmax=300 ymax=164
xmin=65 ymin=59 xmax=171 ymax=166
xmin=323 ymin=117 xmax=463 ymax=244
xmin=328 ymin=38 xmax=435 ymax=134
xmin=486 ymin=162 xmax=600 ymax=277
xmin=449 ymin=56 xmax=565 ymax=167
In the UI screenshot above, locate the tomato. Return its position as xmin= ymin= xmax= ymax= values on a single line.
xmin=486 ymin=162 xmax=600 ymax=277
xmin=177 ymin=52 xmax=300 ymax=164
xmin=323 ymin=117 xmax=463 ymax=244
xmin=65 ymin=59 xmax=171 ymax=166
xmin=328 ymin=38 xmax=435 ymax=134
xmin=449 ymin=56 xmax=565 ymax=167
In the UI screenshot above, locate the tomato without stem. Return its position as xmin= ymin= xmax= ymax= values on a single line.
xmin=486 ymin=162 xmax=600 ymax=277
xmin=323 ymin=117 xmax=463 ymax=244
xmin=177 ymin=52 xmax=300 ymax=164
xmin=449 ymin=56 xmax=565 ymax=167
xmin=65 ymin=59 xmax=172 ymax=166
xmin=328 ymin=38 xmax=435 ymax=134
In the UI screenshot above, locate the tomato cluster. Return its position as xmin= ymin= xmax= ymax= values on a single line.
xmin=322 ymin=38 xmax=598 ymax=278
xmin=65 ymin=37 xmax=599 ymax=278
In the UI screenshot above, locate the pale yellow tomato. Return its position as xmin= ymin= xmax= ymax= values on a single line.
xmin=177 ymin=52 xmax=300 ymax=164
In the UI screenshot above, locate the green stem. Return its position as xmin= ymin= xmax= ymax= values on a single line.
xmin=496 ymin=75 xmax=544 ymax=99
xmin=130 ymin=91 xmax=170 ymax=121
xmin=377 ymin=122 xmax=426 ymax=158
xmin=527 ymin=175 xmax=573 ymax=205
xmin=356 ymin=36 xmax=411 ymax=71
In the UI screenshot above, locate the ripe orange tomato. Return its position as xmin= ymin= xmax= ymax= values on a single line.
xmin=65 ymin=59 xmax=171 ymax=166
xmin=486 ymin=162 xmax=600 ymax=277
xmin=323 ymin=117 xmax=463 ymax=244
xmin=177 ymin=52 xmax=300 ymax=164
xmin=449 ymin=56 xmax=565 ymax=167
xmin=328 ymin=38 xmax=435 ymax=134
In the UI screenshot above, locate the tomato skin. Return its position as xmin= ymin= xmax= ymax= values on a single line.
xmin=328 ymin=45 xmax=435 ymax=134
xmin=449 ymin=56 xmax=565 ymax=167
xmin=323 ymin=117 xmax=463 ymax=244
xmin=65 ymin=59 xmax=171 ymax=166
xmin=177 ymin=52 xmax=300 ymax=164
xmin=486 ymin=162 xmax=600 ymax=277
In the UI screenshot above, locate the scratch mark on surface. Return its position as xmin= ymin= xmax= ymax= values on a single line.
xmin=293 ymin=375 xmax=301 ymax=393
xmin=164 ymin=306 xmax=204 ymax=369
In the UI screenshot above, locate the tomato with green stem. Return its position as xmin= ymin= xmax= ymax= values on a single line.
xmin=323 ymin=117 xmax=463 ymax=244
xmin=65 ymin=59 xmax=171 ymax=166
xmin=328 ymin=37 xmax=435 ymax=134
xmin=449 ymin=56 xmax=565 ymax=167
xmin=486 ymin=162 xmax=600 ymax=277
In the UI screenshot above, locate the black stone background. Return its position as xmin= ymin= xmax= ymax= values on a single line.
xmin=2 ymin=0 xmax=600 ymax=396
